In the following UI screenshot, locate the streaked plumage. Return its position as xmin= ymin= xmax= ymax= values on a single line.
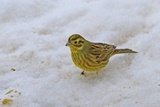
xmin=66 ymin=34 xmax=137 ymax=75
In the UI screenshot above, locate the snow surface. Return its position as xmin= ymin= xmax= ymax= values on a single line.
xmin=0 ymin=0 xmax=160 ymax=107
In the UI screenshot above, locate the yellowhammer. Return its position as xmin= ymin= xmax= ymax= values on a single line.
xmin=66 ymin=34 xmax=137 ymax=76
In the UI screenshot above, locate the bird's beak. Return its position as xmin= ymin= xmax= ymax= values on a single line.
xmin=65 ymin=41 xmax=70 ymax=46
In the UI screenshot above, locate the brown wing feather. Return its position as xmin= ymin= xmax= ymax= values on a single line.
xmin=89 ymin=42 xmax=116 ymax=63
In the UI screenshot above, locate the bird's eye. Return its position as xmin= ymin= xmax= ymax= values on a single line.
xmin=74 ymin=41 xmax=77 ymax=44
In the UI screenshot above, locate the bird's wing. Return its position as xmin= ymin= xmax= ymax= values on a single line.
xmin=89 ymin=43 xmax=116 ymax=62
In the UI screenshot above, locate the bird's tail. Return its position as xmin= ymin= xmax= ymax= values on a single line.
xmin=111 ymin=48 xmax=137 ymax=56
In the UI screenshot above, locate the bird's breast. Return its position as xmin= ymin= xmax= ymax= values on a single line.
xmin=71 ymin=52 xmax=109 ymax=72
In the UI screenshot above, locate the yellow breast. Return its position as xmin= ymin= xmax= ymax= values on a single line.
xmin=71 ymin=52 xmax=109 ymax=72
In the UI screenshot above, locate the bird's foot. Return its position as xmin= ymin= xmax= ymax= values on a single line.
xmin=81 ymin=71 xmax=86 ymax=77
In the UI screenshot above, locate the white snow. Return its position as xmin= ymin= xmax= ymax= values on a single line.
xmin=0 ymin=0 xmax=160 ymax=107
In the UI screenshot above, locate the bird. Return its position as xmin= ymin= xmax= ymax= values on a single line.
xmin=66 ymin=34 xmax=137 ymax=76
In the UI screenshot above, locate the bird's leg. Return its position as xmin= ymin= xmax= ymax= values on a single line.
xmin=96 ymin=71 xmax=98 ymax=75
xmin=81 ymin=71 xmax=85 ymax=75
xmin=81 ymin=71 xmax=86 ymax=77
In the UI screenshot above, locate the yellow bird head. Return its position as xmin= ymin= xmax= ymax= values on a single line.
xmin=66 ymin=34 xmax=87 ymax=53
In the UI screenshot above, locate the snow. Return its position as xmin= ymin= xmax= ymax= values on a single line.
xmin=0 ymin=0 xmax=160 ymax=107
